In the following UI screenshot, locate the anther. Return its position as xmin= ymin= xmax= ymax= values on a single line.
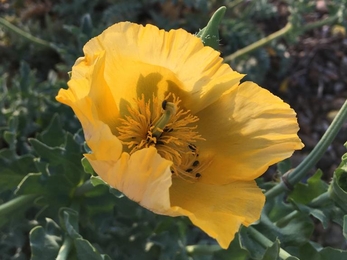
xmin=192 ymin=160 xmax=199 ymax=167
xmin=195 ymin=173 xmax=201 ymax=178
xmin=162 ymin=100 xmax=167 ymax=110
xmin=188 ymin=144 xmax=196 ymax=151
xmin=186 ymin=168 xmax=193 ymax=173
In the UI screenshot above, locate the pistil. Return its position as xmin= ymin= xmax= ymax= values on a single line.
xmin=152 ymin=101 xmax=177 ymax=138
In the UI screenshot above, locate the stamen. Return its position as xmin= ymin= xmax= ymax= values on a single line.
xmin=117 ymin=93 xmax=212 ymax=183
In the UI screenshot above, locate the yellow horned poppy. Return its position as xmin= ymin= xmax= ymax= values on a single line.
xmin=56 ymin=22 xmax=303 ymax=249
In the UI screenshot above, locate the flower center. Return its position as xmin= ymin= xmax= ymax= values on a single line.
xmin=117 ymin=93 xmax=209 ymax=182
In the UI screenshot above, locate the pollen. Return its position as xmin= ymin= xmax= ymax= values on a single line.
xmin=117 ymin=93 xmax=210 ymax=182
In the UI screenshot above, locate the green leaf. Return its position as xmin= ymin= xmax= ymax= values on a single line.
xmin=196 ymin=6 xmax=226 ymax=50
xmin=289 ymin=200 xmax=331 ymax=229
xmin=29 ymin=133 xmax=84 ymax=186
xmin=82 ymin=157 xmax=95 ymax=175
xmin=343 ymin=215 xmax=347 ymax=240
xmin=297 ymin=242 xmax=320 ymax=260
xmin=60 ymin=208 xmax=80 ymax=238
xmin=29 ymin=218 xmax=63 ymax=260
xmin=75 ymin=238 xmax=111 ymax=260
xmin=239 ymin=226 xmax=267 ymax=259
xmin=58 ymin=208 xmax=111 ymax=260
xmin=261 ymin=239 xmax=280 ymax=260
xmin=81 ymin=184 xmax=117 ymax=223
xmin=0 ymin=150 xmax=36 ymax=192
xmin=37 ymin=114 xmax=65 ymax=147
xmin=289 ymin=170 xmax=328 ymax=204
xmin=259 ymin=204 xmax=314 ymax=247
xmin=277 ymin=158 xmax=292 ymax=175
xmin=15 ymin=172 xmax=73 ymax=214
xmin=329 ymin=167 xmax=347 ymax=213
xmin=296 ymin=242 xmax=347 ymax=260
xmin=90 ymin=176 xmax=107 ymax=186
xmin=3 ymin=116 xmax=18 ymax=150
xmin=3 ymin=130 xmax=16 ymax=149
xmin=213 ymin=233 xmax=249 ymax=259
xmin=15 ymin=173 xmax=45 ymax=195
xmin=319 ymin=247 xmax=347 ymax=259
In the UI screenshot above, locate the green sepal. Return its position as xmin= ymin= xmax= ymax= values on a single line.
xmin=196 ymin=6 xmax=226 ymax=51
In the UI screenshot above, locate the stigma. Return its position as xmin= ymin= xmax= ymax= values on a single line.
xmin=117 ymin=93 xmax=210 ymax=182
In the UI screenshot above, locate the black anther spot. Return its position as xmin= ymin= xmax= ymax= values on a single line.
xmin=192 ymin=160 xmax=199 ymax=167
xmin=162 ymin=100 xmax=167 ymax=110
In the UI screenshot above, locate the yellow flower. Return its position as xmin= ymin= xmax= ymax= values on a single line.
xmin=56 ymin=22 xmax=303 ymax=249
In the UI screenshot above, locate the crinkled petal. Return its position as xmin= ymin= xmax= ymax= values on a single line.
xmin=57 ymin=52 xmax=123 ymax=161
xmin=79 ymin=22 xmax=243 ymax=114
xmin=168 ymin=178 xmax=265 ymax=249
xmin=195 ymin=81 xmax=304 ymax=184
xmin=58 ymin=95 xmax=123 ymax=163
xmin=87 ymin=147 xmax=174 ymax=214
xmin=57 ymin=52 xmax=120 ymax=132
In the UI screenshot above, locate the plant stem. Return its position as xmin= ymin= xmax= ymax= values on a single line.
xmin=224 ymin=12 xmax=341 ymax=62
xmin=309 ymin=191 xmax=330 ymax=208
xmin=0 ymin=194 xmax=38 ymax=217
xmin=224 ymin=22 xmax=292 ymax=62
xmin=56 ymin=236 xmax=73 ymax=260
xmin=0 ymin=17 xmax=52 ymax=48
xmin=302 ymin=12 xmax=341 ymax=32
xmin=275 ymin=211 xmax=301 ymax=228
xmin=247 ymin=226 xmax=292 ymax=259
xmin=74 ymin=180 xmax=94 ymax=197
xmin=186 ymin=244 xmax=221 ymax=255
xmin=266 ymin=100 xmax=347 ymax=200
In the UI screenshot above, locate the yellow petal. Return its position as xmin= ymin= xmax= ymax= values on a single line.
xmin=78 ymin=22 xmax=243 ymax=114
xmin=169 ymin=178 xmax=265 ymax=249
xmin=195 ymin=81 xmax=304 ymax=184
xmin=57 ymin=52 xmax=120 ymax=132
xmin=57 ymin=52 xmax=123 ymax=162
xmin=88 ymin=147 xmax=174 ymax=214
